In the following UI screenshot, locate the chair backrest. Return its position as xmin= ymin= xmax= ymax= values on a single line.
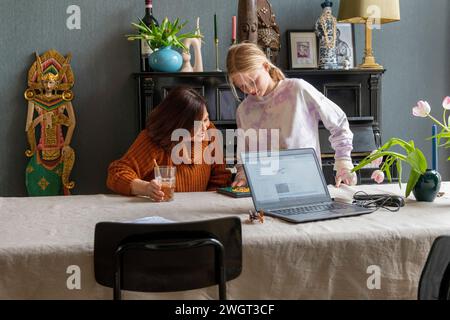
xmin=94 ymin=216 xmax=242 ymax=296
xmin=418 ymin=236 xmax=450 ymax=300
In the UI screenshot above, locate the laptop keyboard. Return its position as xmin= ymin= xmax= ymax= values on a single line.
xmin=271 ymin=203 xmax=347 ymax=216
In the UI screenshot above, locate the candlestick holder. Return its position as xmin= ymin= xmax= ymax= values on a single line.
xmin=215 ymin=39 xmax=222 ymax=72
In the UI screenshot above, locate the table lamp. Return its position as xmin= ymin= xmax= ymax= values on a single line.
xmin=338 ymin=0 xmax=400 ymax=69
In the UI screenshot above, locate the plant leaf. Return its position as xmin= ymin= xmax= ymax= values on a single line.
xmin=396 ymin=159 xmax=402 ymax=188
xmin=352 ymin=151 xmax=406 ymax=172
xmin=140 ymin=18 xmax=153 ymax=33
xmin=385 ymin=164 xmax=392 ymax=182
xmin=406 ymin=149 xmax=427 ymax=173
xmin=378 ymin=138 xmax=414 ymax=154
xmin=126 ymin=16 xmax=196 ymax=50
xmin=136 ymin=19 xmax=152 ymax=33
xmin=387 ymin=156 xmax=397 ymax=183
xmin=406 ymin=169 xmax=421 ymax=198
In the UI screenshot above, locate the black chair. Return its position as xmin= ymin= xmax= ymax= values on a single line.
xmin=94 ymin=216 xmax=242 ymax=300
xmin=418 ymin=235 xmax=450 ymax=300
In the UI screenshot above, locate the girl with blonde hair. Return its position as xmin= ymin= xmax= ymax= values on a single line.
xmin=227 ymin=42 xmax=357 ymax=187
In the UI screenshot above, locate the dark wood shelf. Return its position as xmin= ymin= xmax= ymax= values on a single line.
xmin=133 ymin=71 xmax=227 ymax=78
xmin=347 ymin=116 xmax=375 ymax=123
xmin=133 ymin=68 xmax=386 ymax=78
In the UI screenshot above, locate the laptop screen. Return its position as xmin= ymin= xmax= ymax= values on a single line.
xmin=242 ymin=149 xmax=331 ymax=211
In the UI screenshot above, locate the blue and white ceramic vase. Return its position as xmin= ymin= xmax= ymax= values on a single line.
xmin=315 ymin=1 xmax=338 ymax=70
xmin=149 ymin=46 xmax=182 ymax=72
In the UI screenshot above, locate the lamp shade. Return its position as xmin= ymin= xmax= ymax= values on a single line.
xmin=338 ymin=0 xmax=400 ymax=24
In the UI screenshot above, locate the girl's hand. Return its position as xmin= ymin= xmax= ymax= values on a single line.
xmin=335 ymin=169 xmax=357 ymax=187
xmin=334 ymin=159 xmax=357 ymax=187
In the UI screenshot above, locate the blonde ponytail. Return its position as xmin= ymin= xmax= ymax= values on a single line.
xmin=226 ymin=42 xmax=285 ymax=99
xmin=268 ymin=63 xmax=285 ymax=82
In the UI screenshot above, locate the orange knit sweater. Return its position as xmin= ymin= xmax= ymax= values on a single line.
xmin=107 ymin=130 xmax=231 ymax=195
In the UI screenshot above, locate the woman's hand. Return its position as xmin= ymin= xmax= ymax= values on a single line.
xmin=131 ymin=179 xmax=165 ymax=201
xmin=232 ymin=170 xmax=248 ymax=187
xmin=231 ymin=178 xmax=247 ymax=187
xmin=145 ymin=179 xmax=165 ymax=201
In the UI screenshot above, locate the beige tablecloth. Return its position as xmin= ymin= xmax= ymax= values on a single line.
xmin=1 ymin=183 xmax=450 ymax=300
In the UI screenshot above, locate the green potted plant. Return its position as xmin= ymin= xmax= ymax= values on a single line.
xmin=126 ymin=17 xmax=201 ymax=72
xmin=354 ymin=97 xmax=450 ymax=202
xmin=352 ymin=138 xmax=432 ymax=200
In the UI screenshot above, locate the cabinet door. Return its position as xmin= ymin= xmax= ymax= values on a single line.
xmin=288 ymin=72 xmax=372 ymax=118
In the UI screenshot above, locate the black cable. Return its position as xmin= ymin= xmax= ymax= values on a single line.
xmin=352 ymin=191 xmax=403 ymax=213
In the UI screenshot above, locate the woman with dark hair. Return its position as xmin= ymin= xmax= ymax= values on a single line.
xmin=107 ymin=87 xmax=231 ymax=200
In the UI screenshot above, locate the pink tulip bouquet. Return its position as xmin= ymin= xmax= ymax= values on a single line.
xmin=352 ymin=138 xmax=427 ymax=197
xmin=412 ymin=96 xmax=450 ymax=160
xmin=352 ymin=96 xmax=449 ymax=198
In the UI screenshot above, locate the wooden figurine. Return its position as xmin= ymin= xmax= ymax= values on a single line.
xmin=24 ymin=50 xmax=76 ymax=196
xmin=238 ymin=0 xmax=281 ymax=64
xmin=238 ymin=0 xmax=258 ymax=44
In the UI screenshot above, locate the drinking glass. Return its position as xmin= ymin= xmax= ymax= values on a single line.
xmin=154 ymin=166 xmax=176 ymax=202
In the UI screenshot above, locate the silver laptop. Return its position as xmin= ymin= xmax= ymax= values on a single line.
xmin=242 ymin=148 xmax=374 ymax=223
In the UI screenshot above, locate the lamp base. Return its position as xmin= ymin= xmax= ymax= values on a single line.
xmin=358 ymin=56 xmax=384 ymax=70
xmin=358 ymin=20 xmax=384 ymax=70
xmin=358 ymin=62 xmax=384 ymax=70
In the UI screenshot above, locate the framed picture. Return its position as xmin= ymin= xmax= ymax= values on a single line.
xmin=336 ymin=23 xmax=356 ymax=68
xmin=287 ymin=30 xmax=318 ymax=69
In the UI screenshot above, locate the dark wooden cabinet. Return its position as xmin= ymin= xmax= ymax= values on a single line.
xmin=134 ymin=69 xmax=385 ymax=184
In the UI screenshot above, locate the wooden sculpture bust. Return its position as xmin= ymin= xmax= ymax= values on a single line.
xmin=24 ymin=50 xmax=76 ymax=196
xmin=238 ymin=0 xmax=281 ymax=64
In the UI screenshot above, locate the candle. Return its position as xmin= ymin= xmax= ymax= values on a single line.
xmin=214 ymin=14 xmax=218 ymax=40
xmin=196 ymin=17 xmax=200 ymax=35
xmin=432 ymin=124 xmax=438 ymax=171
xmin=232 ymin=16 xmax=237 ymax=43
xmin=213 ymin=13 xmax=221 ymax=71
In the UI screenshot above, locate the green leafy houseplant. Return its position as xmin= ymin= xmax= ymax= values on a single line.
xmin=352 ymin=138 xmax=428 ymax=198
xmin=126 ymin=17 xmax=201 ymax=52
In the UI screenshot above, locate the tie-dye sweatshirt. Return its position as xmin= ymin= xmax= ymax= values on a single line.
xmin=235 ymin=78 xmax=353 ymax=179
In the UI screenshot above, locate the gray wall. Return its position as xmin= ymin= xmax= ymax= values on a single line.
xmin=0 ymin=0 xmax=448 ymax=196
